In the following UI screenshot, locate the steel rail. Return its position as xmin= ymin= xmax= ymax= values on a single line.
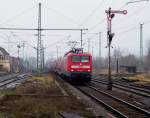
xmin=112 ymin=80 xmax=150 ymax=93
xmin=93 ymin=77 xmax=150 ymax=93
xmin=92 ymin=80 xmax=150 ymax=98
xmin=0 ymin=74 xmax=18 ymax=83
xmin=76 ymin=86 xmax=128 ymax=118
xmin=95 ymin=74 xmax=150 ymax=93
xmin=0 ymin=74 xmax=27 ymax=88
xmin=86 ymin=84 xmax=150 ymax=116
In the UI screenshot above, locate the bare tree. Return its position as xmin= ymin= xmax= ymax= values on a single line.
xmin=120 ymin=54 xmax=138 ymax=66
xmin=113 ymin=48 xmax=122 ymax=59
xmin=145 ymin=40 xmax=150 ymax=71
xmin=111 ymin=48 xmax=122 ymax=70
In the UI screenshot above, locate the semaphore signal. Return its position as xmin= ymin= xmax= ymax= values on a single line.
xmin=105 ymin=7 xmax=127 ymax=90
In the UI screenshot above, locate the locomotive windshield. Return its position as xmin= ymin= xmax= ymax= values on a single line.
xmin=72 ymin=56 xmax=90 ymax=62
xmin=81 ymin=56 xmax=90 ymax=62
xmin=72 ymin=56 xmax=80 ymax=62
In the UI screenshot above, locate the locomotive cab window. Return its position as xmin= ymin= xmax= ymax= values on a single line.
xmin=81 ymin=56 xmax=90 ymax=62
xmin=72 ymin=56 xmax=80 ymax=62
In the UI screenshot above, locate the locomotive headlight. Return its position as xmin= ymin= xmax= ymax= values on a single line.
xmin=71 ymin=69 xmax=74 ymax=72
xmin=71 ymin=65 xmax=80 ymax=68
xmin=87 ymin=69 xmax=91 ymax=72
xmin=82 ymin=66 xmax=90 ymax=68
xmin=71 ymin=65 xmax=90 ymax=68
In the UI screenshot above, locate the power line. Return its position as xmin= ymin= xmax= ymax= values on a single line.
xmin=86 ymin=1 xmax=129 ymax=33
xmin=85 ymin=33 xmax=99 ymax=40
xmin=23 ymin=35 xmax=71 ymax=54
xmin=116 ymin=26 xmax=139 ymax=38
xmin=0 ymin=27 xmax=88 ymax=51
xmin=80 ymin=0 xmax=105 ymax=26
xmin=126 ymin=0 xmax=149 ymax=5
xmin=7 ymin=33 xmax=71 ymax=38
xmin=88 ymin=18 xmax=106 ymax=31
xmin=44 ymin=35 xmax=71 ymax=49
xmin=112 ymin=18 xmax=150 ymax=32
xmin=81 ymin=0 xmax=128 ymax=31
xmin=118 ymin=4 xmax=128 ymax=10
xmin=45 ymin=6 xmax=81 ymax=27
xmin=144 ymin=20 xmax=150 ymax=24
xmin=87 ymin=14 xmax=149 ymax=42
xmin=10 ymin=31 xmax=23 ymax=41
xmin=0 ymin=7 xmax=35 ymax=26
xmin=86 ymin=0 xmax=148 ymax=37
xmin=0 ymin=27 xmax=88 ymax=30
xmin=114 ymin=3 xmax=150 ymax=29
xmin=0 ymin=28 xmax=37 ymax=30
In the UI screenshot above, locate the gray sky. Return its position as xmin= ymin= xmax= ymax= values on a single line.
xmin=0 ymin=0 xmax=150 ymax=60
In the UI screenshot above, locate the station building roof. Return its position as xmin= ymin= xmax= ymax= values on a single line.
xmin=0 ymin=47 xmax=9 ymax=56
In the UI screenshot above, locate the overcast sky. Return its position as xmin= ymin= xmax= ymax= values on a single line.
xmin=0 ymin=0 xmax=150 ymax=60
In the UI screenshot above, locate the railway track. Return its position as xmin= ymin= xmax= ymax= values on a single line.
xmin=59 ymin=112 xmax=83 ymax=118
xmin=0 ymin=74 xmax=18 ymax=83
xmin=92 ymin=78 xmax=150 ymax=98
xmin=0 ymin=72 xmax=10 ymax=77
xmin=0 ymin=74 xmax=28 ymax=88
xmin=76 ymin=84 xmax=150 ymax=118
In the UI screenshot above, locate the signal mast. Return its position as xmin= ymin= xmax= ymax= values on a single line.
xmin=105 ymin=7 xmax=127 ymax=90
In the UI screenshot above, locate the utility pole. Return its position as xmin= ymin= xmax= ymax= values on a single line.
xmin=92 ymin=46 xmax=94 ymax=56
xmin=116 ymin=59 xmax=119 ymax=73
xmin=105 ymin=7 xmax=127 ymax=90
xmin=56 ymin=45 xmax=58 ymax=60
xmin=99 ymin=32 xmax=101 ymax=58
xmin=43 ymin=47 xmax=45 ymax=70
xmin=41 ymin=41 xmax=45 ymax=71
xmin=99 ymin=32 xmax=101 ymax=69
xmin=6 ymin=36 xmax=11 ymax=53
xmin=17 ymin=44 xmax=21 ymax=73
xmin=22 ymin=41 xmax=25 ymax=72
xmin=81 ymin=29 xmax=83 ymax=49
xmin=140 ymin=23 xmax=144 ymax=71
xmin=88 ymin=38 xmax=90 ymax=53
xmin=40 ymin=42 xmax=44 ymax=72
xmin=80 ymin=29 xmax=88 ymax=49
xmin=37 ymin=3 xmax=43 ymax=74
xmin=43 ymin=48 xmax=45 ymax=71
xmin=22 ymin=41 xmax=25 ymax=61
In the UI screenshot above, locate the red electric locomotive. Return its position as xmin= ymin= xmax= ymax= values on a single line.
xmin=57 ymin=48 xmax=92 ymax=82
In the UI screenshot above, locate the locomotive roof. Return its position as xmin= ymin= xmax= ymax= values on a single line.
xmin=64 ymin=48 xmax=92 ymax=57
xmin=64 ymin=52 xmax=91 ymax=57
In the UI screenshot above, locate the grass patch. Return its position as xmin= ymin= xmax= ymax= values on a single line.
xmin=128 ymin=74 xmax=150 ymax=83
xmin=0 ymin=74 xmax=95 ymax=118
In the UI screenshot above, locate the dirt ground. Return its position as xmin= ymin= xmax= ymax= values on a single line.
xmin=0 ymin=74 xmax=95 ymax=118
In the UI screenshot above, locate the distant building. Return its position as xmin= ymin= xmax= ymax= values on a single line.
xmin=0 ymin=47 xmax=19 ymax=72
xmin=0 ymin=47 xmax=10 ymax=72
xmin=120 ymin=65 xmax=136 ymax=73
